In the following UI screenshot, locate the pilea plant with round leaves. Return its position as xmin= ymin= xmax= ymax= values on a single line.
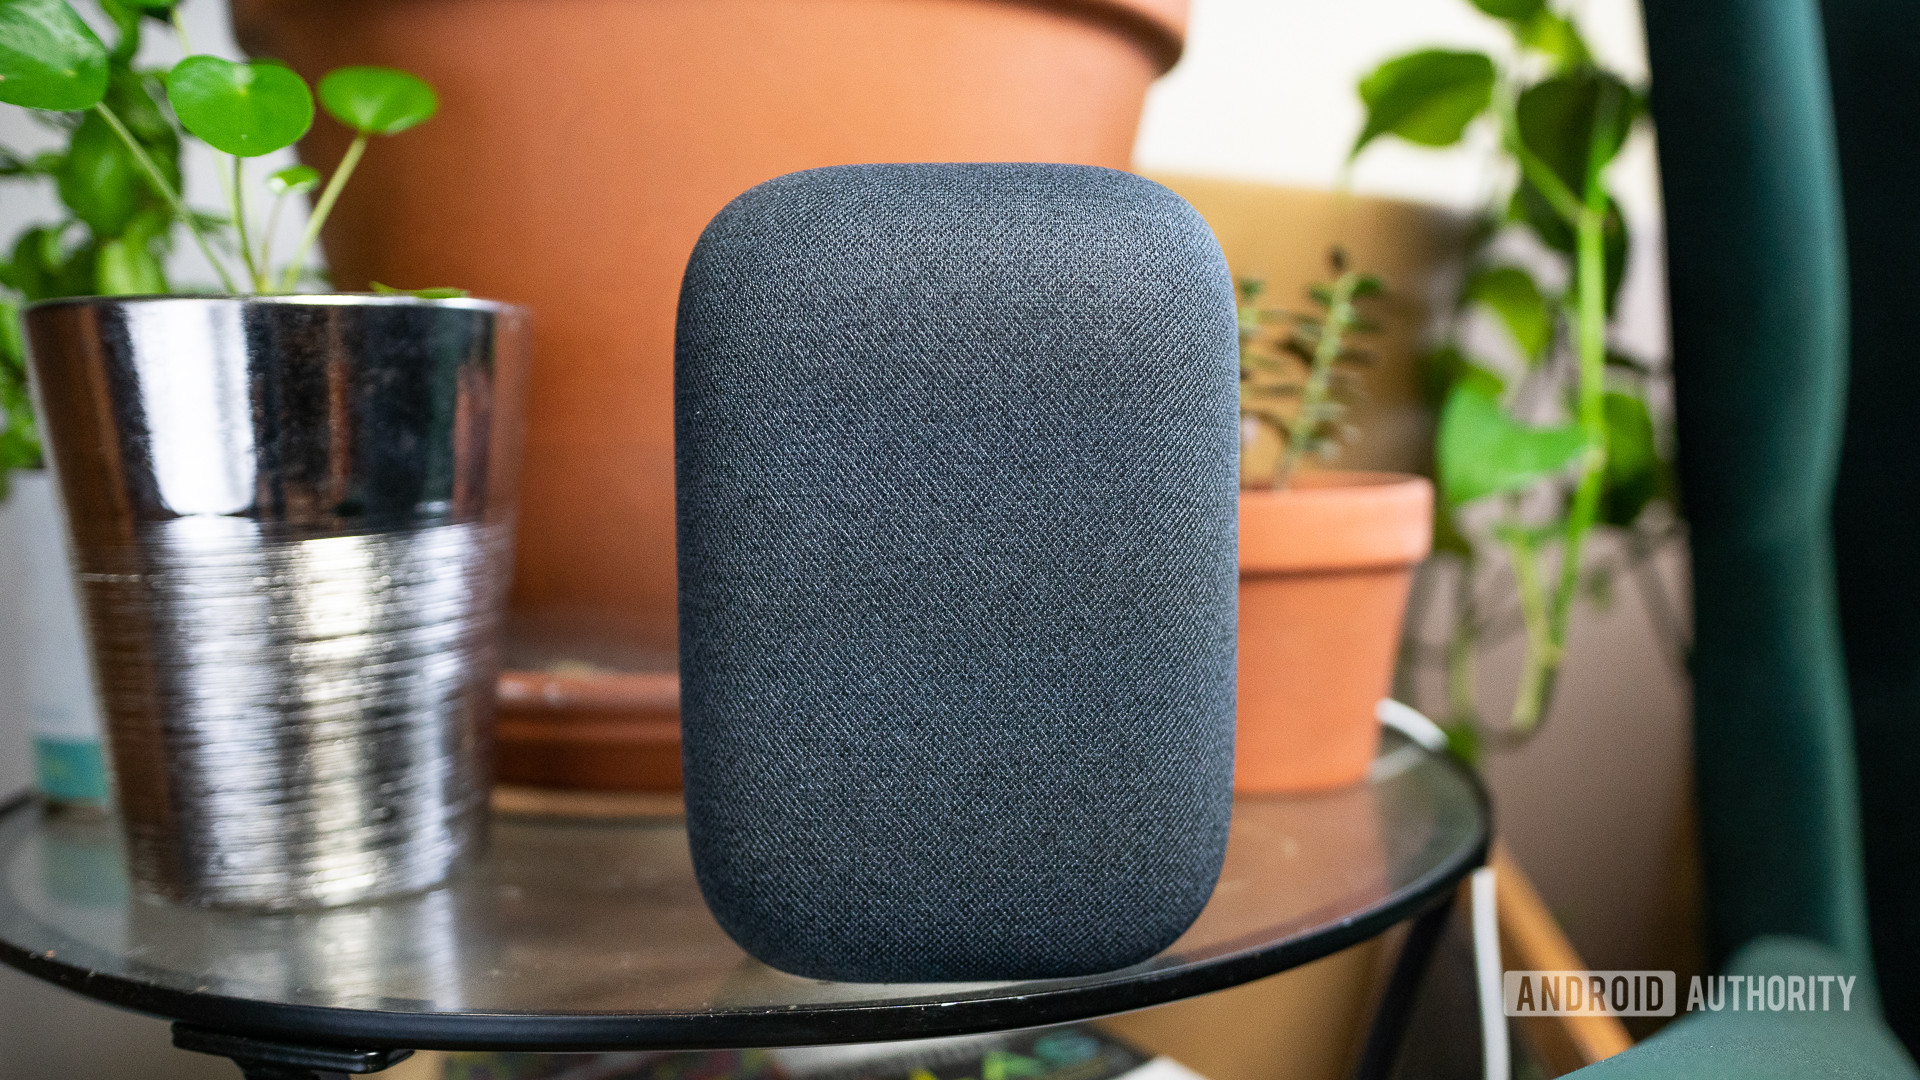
xmin=1351 ymin=0 xmax=1684 ymax=760
xmin=0 ymin=0 xmax=438 ymax=293
xmin=0 ymin=0 xmax=446 ymax=493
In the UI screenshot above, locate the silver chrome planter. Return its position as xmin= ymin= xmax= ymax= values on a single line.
xmin=22 ymin=295 xmax=530 ymax=911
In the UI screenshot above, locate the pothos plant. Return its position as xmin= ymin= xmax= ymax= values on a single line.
xmin=1238 ymin=250 xmax=1383 ymax=490
xmin=0 ymin=0 xmax=443 ymax=495
xmin=1351 ymin=0 xmax=1682 ymax=760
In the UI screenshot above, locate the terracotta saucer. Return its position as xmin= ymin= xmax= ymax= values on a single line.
xmin=494 ymin=621 xmax=683 ymax=793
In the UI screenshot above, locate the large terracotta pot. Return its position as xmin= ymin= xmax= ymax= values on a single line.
xmin=232 ymin=0 xmax=1188 ymax=789
xmin=231 ymin=0 xmax=1185 ymax=653
xmin=1237 ymin=471 xmax=1433 ymax=792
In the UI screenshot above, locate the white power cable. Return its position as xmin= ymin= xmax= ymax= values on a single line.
xmin=1375 ymin=700 xmax=1508 ymax=1078
xmin=1376 ymin=698 xmax=1450 ymax=753
xmin=1472 ymin=866 xmax=1509 ymax=1080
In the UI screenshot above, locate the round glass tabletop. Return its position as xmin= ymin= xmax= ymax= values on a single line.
xmin=0 ymin=731 xmax=1486 ymax=1052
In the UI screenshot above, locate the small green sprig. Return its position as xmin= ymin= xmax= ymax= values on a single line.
xmin=0 ymin=0 xmax=438 ymax=295
xmin=1239 ymin=250 xmax=1383 ymax=490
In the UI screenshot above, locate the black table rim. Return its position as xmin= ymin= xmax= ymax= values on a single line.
xmin=0 ymin=751 xmax=1490 ymax=1054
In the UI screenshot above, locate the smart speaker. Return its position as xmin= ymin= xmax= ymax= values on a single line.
xmin=674 ymin=163 xmax=1238 ymax=982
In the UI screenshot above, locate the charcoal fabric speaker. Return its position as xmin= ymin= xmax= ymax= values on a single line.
xmin=674 ymin=163 xmax=1238 ymax=982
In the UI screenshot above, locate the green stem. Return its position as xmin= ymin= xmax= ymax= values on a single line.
xmin=1505 ymin=530 xmax=1560 ymax=733
xmin=281 ymin=133 xmax=367 ymax=293
xmin=1508 ymin=85 xmax=1622 ymax=733
xmin=260 ymin=191 xmax=288 ymax=283
xmin=92 ymin=103 xmax=236 ymax=293
xmin=1500 ymin=90 xmax=1585 ymax=225
xmin=170 ymin=7 xmax=194 ymax=53
xmin=1278 ymin=270 xmax=1360 ymax=488
xmin=230 ymin=156 xmax=263 ymax=292
xmin=1553 ymin=202 xmax=1609 ymax=623
xmin=1513 ymin=141 xmax=1586 ymax=224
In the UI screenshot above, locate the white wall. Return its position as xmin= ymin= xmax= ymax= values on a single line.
xmin=1134 ymin=0 xmax=1668 ymax=364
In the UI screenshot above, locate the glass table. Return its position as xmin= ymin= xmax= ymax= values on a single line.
xmin=0 ymin=730 xmax=1487 ymax=1079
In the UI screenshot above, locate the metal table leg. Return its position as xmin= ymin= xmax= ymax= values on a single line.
xmin=1352 ymin=893 xmax=1457 ymax=1080
xmin=172 ymin=1024 xmax=414 ymax=1079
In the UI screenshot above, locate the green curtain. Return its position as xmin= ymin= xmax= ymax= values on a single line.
xmin=1825 ymin=0 xmax=1920 ymax=1050
xmin=1640 ymin=0 xmax=1871 ymax=974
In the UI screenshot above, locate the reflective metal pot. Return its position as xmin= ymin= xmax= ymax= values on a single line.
xmin=22 ymin=295 xmax=530 ymax=910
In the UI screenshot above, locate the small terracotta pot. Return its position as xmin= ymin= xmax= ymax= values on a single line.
xmin=1237 ymin=471 xmax=1432 ymax=792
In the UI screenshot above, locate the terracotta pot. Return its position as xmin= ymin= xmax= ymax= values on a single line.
xmin=231 ymin=0 xmax=1188 ymax=789
xmin=1237 ymin=471 xmax=1432 ymax=792
xmin=230 ymin=0 xmax=1185 ymax=655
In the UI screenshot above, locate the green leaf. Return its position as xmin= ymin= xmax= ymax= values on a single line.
xmin=95 ymin=235 xmax=165 ymax=294
xmin=1352 ymin=50 xmax=1496 ymax=157
xmin=0 ymin=299 xmax=41 ymax=476
xmin=1432 ymin=503 xmax=1473 ymax=557
xmin=0 ymin=300 xmax=20 ymax=369
xmin=1515 ymin=71 xmax=1639 ymax=193
xmin=1516 ymin=10 xmax=1591 ymax=69
xmin=1437 ymin=381 xmax=1586 ymax=509
xmin=97 ymin=0 xmax=141 ymax=63
xmin=1419 ymin=345 xmax=1506 ymax=409
xmin=370 ymin=281 xmax=468 ymax=299
xmin=107 ymin=67 xmax=178 ymax=150
xmin=1469 ymin=0 xmax=1543 ymax=20
xmin=0 ymin=145 xmax=61 ymax=175
xmin=1465 ymin=266 xmax=1552 ymax=361
xmin=1605 ymin=350 xmax=1654 ymax=375
xmin=100 ymin=65 xmax=181 ymax=200
xmin=1418 ymin=346 xmax=1462 ymax=408
xmin=122 ymin=203 xmax=170 ymax=243
xmin=1599 ymin=392 xmax=1663 ymax=526
xmin=166 ymin=55 xmax=314 ymax=157
xmin=0 ymin=229 xmax=54 ymax=298
xmin=1443 ymin=716 xmax=1482 ymax=765
xmin=0 ymin=0 xmax=109 ymax=110
xmin=1512 ymin=187 xmax=1630 ymax=310
xmin=267 ymin=163 xmax=319 ymax=194
xmin=3 ymin=225 xmax=92 ymax=300
xmin=318 ymin=65 xmax=437 ymax=135
xmin=56 ymin=108 xmax=140 ymax=235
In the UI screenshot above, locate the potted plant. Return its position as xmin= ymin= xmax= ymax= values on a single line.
xmin=0 ymin=0 xmax=528 ymax=910
xmin=1234 ymin=252 xmax=1433 ymax=792
xmin=1348 ymin=0 xmax=1680 ymax=759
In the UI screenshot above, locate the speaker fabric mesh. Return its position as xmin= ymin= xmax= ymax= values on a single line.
xmin=674 ymin=163 xmax=1238 ymax=982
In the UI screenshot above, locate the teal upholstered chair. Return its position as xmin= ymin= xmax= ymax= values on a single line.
xmin=1565 ymin=0 xmax=1919 ymax=1073
xmin=1825 ymin=0 xmax=1920 ymax=1056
